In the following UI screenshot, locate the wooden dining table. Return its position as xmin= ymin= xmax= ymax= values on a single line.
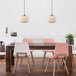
xmin=6 ymin=43 xmax=72 ymax=73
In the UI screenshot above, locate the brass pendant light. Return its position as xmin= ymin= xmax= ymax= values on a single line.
xmin=48 ymin=0 xmax=56 ymax=23
xmin=20 ymin=0 xmax=29 ymax=23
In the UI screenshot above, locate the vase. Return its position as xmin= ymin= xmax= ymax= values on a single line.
xmin=66 ymin=38 xmax=74 ymax=45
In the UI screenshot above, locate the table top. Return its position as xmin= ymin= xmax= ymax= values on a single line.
xmin=29 ymin=43 xmax=56 ymax=46
xmin=6 ymin=43 xmax=56 ymax=50
xmin=7 ymin=43 xmax=56 ymax=46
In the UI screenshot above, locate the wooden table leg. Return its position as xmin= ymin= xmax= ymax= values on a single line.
xmin=66 ymin=46 xmax=72 ymax=73
xmin=6 ymin=46 xmax=11 ymax=72
xmin=11 ymin=49 xmax=14 ymax=65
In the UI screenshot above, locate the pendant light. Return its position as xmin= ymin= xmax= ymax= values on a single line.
xmin=48 ymin=0 xmax=56 ymax=23
xmin=20 ymin=0 xmax=29 ymax=23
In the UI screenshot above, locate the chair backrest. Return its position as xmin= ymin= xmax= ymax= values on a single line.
xmin=14 ymin=42 xmax=30 ymax=56
xmin=0 ymin=42 xmax=5 ymax=52
xmin=23 ymin=38 xmax=33 ymax=43
xmin=54 ymin=43 xmax=69 ymax=58
xmin=43 ymin=38 xmax=54 ymax=43
xmin=72 ymin=45 xmax=76 ymax=50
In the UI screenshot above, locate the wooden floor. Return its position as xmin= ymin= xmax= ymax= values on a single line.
xmin=0 ymin=57 xmax=76 ymax=76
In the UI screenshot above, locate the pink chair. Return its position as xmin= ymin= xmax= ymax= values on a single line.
xmin=45 ymin=43 xmax=69 ymax=76
xmin=43 ymin=38 xmax=55 ymax=63
xmin=23 ymin=38 xmax=34 ymax=63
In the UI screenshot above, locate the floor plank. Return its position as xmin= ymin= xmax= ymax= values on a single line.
xmin=0 ymin=57 xmax=76 ymax=76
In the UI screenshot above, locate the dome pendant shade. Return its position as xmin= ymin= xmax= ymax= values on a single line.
xmin=20 ymin=15 xmax=29 ymax=23
xmin=48 ymin=15 xmax=56 ymax=23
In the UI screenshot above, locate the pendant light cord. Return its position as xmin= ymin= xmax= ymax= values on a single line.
xmin=51 ymin=0 xmax=53 ymax=16
xmin=24 ymin=0 xmax=25 ymax=16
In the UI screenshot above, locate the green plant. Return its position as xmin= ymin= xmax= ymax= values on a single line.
xmin=65 ymin=33 xmax=75 ymax=38
xmin=5 ymin=26 xmax=8 ymax=33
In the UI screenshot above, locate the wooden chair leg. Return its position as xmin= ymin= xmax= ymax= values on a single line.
xmin=43 ymin=52 xmax=46 ymax=63
xmin=13 ymin=57 xmax=19 ymax=73
xmin=45 ymin=58 xmax=50 ymax=72
xmin=30 ymin=52 xmax=34 ymax=64
xmin=72 ymin=54 xmax=75 ymax=68
xmin=26 ymin=56 xmax=31 ymax=73
xmin=63 ymin=59 xmax=69 ymax=75
xmin=20 ymin=57 xmax=23 ymax=66
xmin=4 ymin=56 xmax=6 ymax=61
xmin=74 ymin=55 xmax=76 ymax=67
xmin=57 ymin=60 xmax=60 ymax=72
xmin=53 ymin=59 xmax=56 ymax=76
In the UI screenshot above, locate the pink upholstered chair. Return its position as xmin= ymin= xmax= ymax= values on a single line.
xmin=45 ymin=43 xmax=69 ymax=76
xmin=23 ymin=38 xmax=34 ymax=63
xmin=43 ymin=38 xmax=54 ymax=63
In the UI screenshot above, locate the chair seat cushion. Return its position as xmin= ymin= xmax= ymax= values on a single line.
xmin=43 ymin=50 xmax=55 ymax=52
xmin=30 ymin=50 xmax=34 ymax=52
xmin=0 ymin=52 xmax=6 ymax=56
xmin=48 ymin=56 xmax=65 ymax=59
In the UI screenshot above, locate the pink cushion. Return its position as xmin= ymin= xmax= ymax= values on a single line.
xmin=43 ymin=39 xmax=55 ymax=53
xmin=30 ymin=50 xmax=34 ymax=52
xmin=23 ymin=38 xmax=34 ymax=52
xmin=43 ymin=50 xmax=55 ymax=52
xmin=43 ymin=38 xmax=54 ymax=43
xmin=48 ymin=56 xmax=65 ymax=59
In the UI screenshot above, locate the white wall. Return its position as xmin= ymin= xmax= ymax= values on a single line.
xmin=0 ymin=0 xmax=76 ymax=56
